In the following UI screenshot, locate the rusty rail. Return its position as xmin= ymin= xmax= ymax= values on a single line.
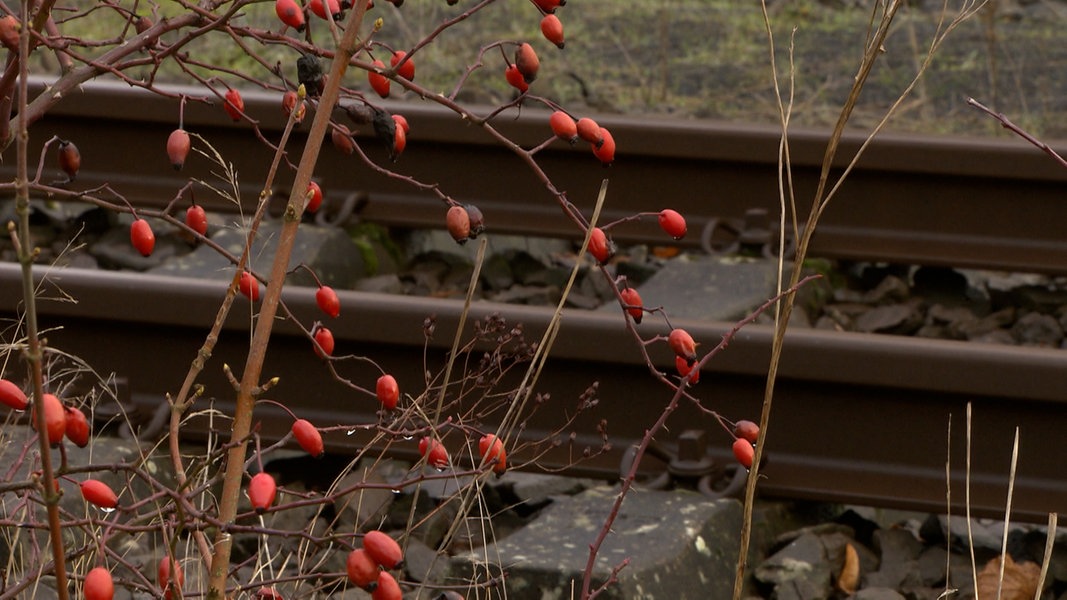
xmin=18 ymin=78 xmax=1067 ymax=274
xmin=1 ymin=263 xmax=1064 ymax=522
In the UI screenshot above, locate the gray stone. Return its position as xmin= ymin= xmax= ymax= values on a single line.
xmin=150 ymin=220 xmax=369 ymax=289
xmin=404 ymin=536 xmax=451 ymax=585
xmin=853 ymin=302 xmax=923 ymax=334
xmin=926 ymin=304 xmax=977 ymax=327
xmin=863 ymin=275 xmax=911 ymax=305
xmin=917 ymin=545 xmax=949 ymax=586
xmin=874 ymin=528 xmax=924 ymax=564
xmin=956 ymin=307 xmax=1015 ymax=340
xmin=354 ymin=273 xmax=404 ymax=294
xmin=618 ymin=255 xmax=782 ymax=322
xmin=451 ymin=486 xmax=741 ymax=599
xmin=488 ymin=284 xmax=557 ymax=306
xmin=864 ymin=559 xmax=923 ymax=590
xmin=332 ymin=463 xmax=399 ymax=532
xmin=502 ymin=471 xmax=598 ymax=507
xmin=479 ymin=252 xmax=515 ymax=290
xmin=755 ymin=532 xmax=833 ymax=598
xmin=1011 ymin=311 xmax=1064 ymax=347
xmin=614 ymin=245 xmax=661 ymax=285
xmin=854 ymin=587 xmax=906 ymax=600
xmin=969 ymin=329 xmax=1016 ymax=345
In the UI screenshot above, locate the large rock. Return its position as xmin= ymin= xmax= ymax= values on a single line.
xmin=451 ymin=485 xmax=742 ymax=599
xmin=619 ymin=255 xmax=783 ymax=322
xmin=149 ymin=220 xmax=370 ymax=288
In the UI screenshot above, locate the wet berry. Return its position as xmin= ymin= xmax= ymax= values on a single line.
xmin=346 ymin=548 xmax=379 ymax=590
xmin=316 ymin=285 xmax=340 ymax=318
xmin=247 ymin=472 xmax=277 ymax=513
xmin=57 ymin=140 xmax=80 ymax=181
xmin=658 ymin=209 xmax=687 ymax=240
xmin=83 ymin=567 xmax=115 ymax=600
xmin=540 ymin=14 xmax=564 ymax=48
xmin=130 ymin=219 xmax=155 ymax=257
xmin=668 ymin=328 xmax=697 ymax=365
xmin=33 ymin=393 xmax=65 ymax=446
xmin=575 ymin=117 xmax=602 ymax=146
xmin=419 ymin=436 xmax=449 ymax=469
xmin=313 ymin=325 xmax=335 ymax=358
xmin=275 ymin=0 xmax=306 ymax=30
xmin=504 ymin=63 xmax=529 ymax=93
xmin=478 ymin=433 xmax=507 ymax=474
xmin=185 ymin=205 xmax=208 ymax=237
xmin=292 ymin=418 xmax=325 ymax=458
xmin=282 ymin=90 xmax=306 ymax=123
xmin=80 ymin=479 xmax=119 ymax=509
xmin=368 ymin=59 xmax=390 ymax=98
xmin=167 ymin=129 xmax=191 ymax=170
xmin=363 ymin=530 xmax=403 ymax=569
xmin=158 ymin=557 xmax=183 ymax=600
xmin=239 ymin=271 xmax=261 ymax=302
xmin=619 ymin=287 xmax=643 ymax=324
xmin=446 ymin=205 xmax=470 ymax=244
xmin=587 ymin=227 xmax=613 ymax=264
xmin=307 ymin=181 xmax=323 ymax=213
xmin=734 ymin=420 xmax=760 ymax=444
xmin=64 ymin=406 xmax=90 ymax=447
xmin=514 ymin=43 xmax=539 ymax=83
xmin=310 ymin=0 xmax=342 ymax=20
xmin=390 ymin=50 xmax=415 ymax=80
xmin=675 ymin=355 xmax=699 ymax=384
xmin=592 ymin=127 xmax=615 ymax=165
xmin=332 ymin=124 xmax=355 ymax=155
xmin=466 ymin=204 xmax=485 ymax=238
xmin=732 ymin=438 xmax=755 ymax=469
xmin=549 ymin=111 xmax=578 ymax=144
xmin=223 ymin=88 xmax=244 ymax=122
xmin=0 ymin=379 xmax=27 ymax=410
xmin=372 ymin=571 xmax=402 ymax=600
xmin=376 ymin=374 xmax=399 ymax=410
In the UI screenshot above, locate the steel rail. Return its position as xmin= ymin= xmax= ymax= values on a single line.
xmin=1 ymin=263 xmax=1064 ymax=523
xmin=15 ymin=78 xmax=1067 ymax=274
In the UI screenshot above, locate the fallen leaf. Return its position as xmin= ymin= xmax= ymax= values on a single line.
xmin=975 ymin=554 xmax=1041 ymax=600
xmin=836 ymin=542 xmax=860 ymax=595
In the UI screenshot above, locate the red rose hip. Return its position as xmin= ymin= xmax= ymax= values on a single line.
xmin=362 ymin=530 xmax=403 ymax=569
xmin=376 ymin=374 xmax=399 ymax=410
xmin=658 ymin=209 xmax=687 ymax=240
xmin=292 ymin=418 xmax=325 ymax=458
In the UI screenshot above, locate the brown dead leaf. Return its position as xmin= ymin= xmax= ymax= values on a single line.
xmin=975 ymin=554 xmax=1041 ymax=600
xmin=650 ymin=246 xmax=682 ymax=259
xmin=836 ymin=542 xmax=860 ymax=595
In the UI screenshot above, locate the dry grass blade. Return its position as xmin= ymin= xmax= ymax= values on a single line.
xmin=996 ymin=427 xmax=1021 ymax=600
xmin=942 ymin=413 xmax=958 ymax=598
xmin=1034 ymin=513 xmax=1057 ymax=600
xmin=967 ymin=402 xmax=979 ymax=600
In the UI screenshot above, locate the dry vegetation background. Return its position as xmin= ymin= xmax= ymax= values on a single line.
xmin=54 ymin=0 xmax=1061 ymax=138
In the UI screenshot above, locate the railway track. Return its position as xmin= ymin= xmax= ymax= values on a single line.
xmin=1 ymin=80 xmax=1065 ymax=521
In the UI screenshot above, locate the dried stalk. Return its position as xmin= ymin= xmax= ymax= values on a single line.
xmin=205 ymin=2 xmax=372 ymax=597
xmin=12 ymin=0 xmax=69 ymax=596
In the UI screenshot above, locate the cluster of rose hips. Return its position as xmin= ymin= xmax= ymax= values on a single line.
xmin=548 ymin=111 xmax=616 ymax=166
xmin=587 ymin=206 xmax=759 ymax=470
xmin=0 ymin=378 xmax=90 ymax=449
xmin=0 ymin=378 xmax=195 ymax=599
xmin=346 ymin=530 xmax=404 ymax=599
